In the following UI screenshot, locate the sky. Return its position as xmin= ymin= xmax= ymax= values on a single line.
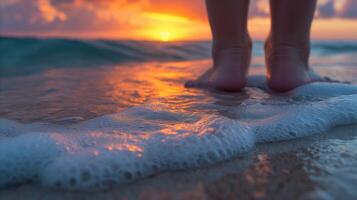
xmin=0 ymin=0 xmax=357 ymax=41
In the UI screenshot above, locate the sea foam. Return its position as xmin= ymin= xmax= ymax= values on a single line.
xmin=0 ymin=80 xmax=357 ymax=190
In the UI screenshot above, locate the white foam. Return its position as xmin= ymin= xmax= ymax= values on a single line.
xmin=0 ymin=81 xmax=357 ymax=190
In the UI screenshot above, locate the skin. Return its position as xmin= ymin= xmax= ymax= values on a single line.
xmin=185 ymin=0 xmax=251 ymax=92
xmin=186 ymin=0 xmax=328 ymax=92
xmin=266 ymin=0 xmax=326 ymax=92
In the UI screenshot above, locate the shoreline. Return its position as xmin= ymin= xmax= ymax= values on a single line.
xmin=1 ymin=125 xmax=356 ymax=200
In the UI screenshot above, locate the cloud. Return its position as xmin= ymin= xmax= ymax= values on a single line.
xmin=317 ymin=0 xmax=335 ymax=18
xmin=249 ymin=0 xmax=269 ymax=17
xmin=0 ymin=0 xmax=142 ymax=34
xmin=0 ymin=0 xmax=356 ymax=37
xmin=338 ymin=0 xmax=357 ymax=18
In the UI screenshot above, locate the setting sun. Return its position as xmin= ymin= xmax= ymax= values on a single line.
xmin=139 ymin=12 xmax=190 ymax=41
xmin=140 ymin=24 xmax=184 ymax=41
xmin=136 ymin=12 xmax=207 ymax=41
xmin=1 ymin=0 xmax=357 ymax=40
xmin=159 ymin=31 xmax=171 ymax=42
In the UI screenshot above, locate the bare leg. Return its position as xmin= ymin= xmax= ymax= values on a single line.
xmin=266 ymin=0 xmax=326 ymax=92
xmin=185 ymin=0 xmax=252 ymax=91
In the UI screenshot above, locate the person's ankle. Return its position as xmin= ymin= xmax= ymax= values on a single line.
xmin=265 ymin=35 xmax=310 ymax=65
xmin=212 ymin=33 xmax=252 ymax=53
xmin=265 ymin=35 xmax=310 ymax=52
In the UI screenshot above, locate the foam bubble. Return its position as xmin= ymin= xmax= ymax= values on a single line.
xmin=0 ymin=82 xmax=356 ymax=190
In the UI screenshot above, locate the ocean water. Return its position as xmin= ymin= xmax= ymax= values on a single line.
xmin=0 ymin=36 xmax=357 ymax=194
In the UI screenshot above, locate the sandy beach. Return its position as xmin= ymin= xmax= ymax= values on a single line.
xmin=1 ymin=124 xmax=356 ymax=200
xmin=1 ymin=57 xmax=357 ymax=199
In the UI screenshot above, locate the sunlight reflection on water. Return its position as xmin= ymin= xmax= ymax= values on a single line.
xmin=0 ymin=58 xmax=357 ymax=197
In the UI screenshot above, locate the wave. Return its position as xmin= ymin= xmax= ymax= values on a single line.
xmin=1 ymin=36 xmax=357 ymax=77
xmin=0 ymin=78 xmax=357 ymax=190
xmin=252 ymin=41 xmax=357 ymax=55
xmin=312 ymin=41 xmax=357 ymax=55
xmin=1 ymin=36 xmax=357 ymax=66
xmin=0 ymin=36 xmax=211 ymax=76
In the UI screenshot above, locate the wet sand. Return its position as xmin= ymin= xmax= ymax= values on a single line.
xmin=1 ymin=125 xmax=356 ymax=200
xmin=0 ymin=59 xmax=356 ymax=199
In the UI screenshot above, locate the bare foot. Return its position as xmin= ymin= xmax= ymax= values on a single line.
xmin=265 ymin=39 xmax=329 ymax=92
xmin=185 ymin=41 xmax=252 ymax=92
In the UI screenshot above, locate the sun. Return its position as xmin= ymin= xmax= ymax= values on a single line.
xmin=132 ymin=12 xmax=209 ymax=42
xmin=138 ymin=12 xmax=192 ymax=42
xmin=159 ymin=31 xmax=172 ymax=42
xmin=143 ymin=25 xmax=183 ymax=42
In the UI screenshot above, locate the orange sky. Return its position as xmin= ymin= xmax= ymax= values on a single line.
xmin=1 ymin=0 xmax=357 ymax=41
